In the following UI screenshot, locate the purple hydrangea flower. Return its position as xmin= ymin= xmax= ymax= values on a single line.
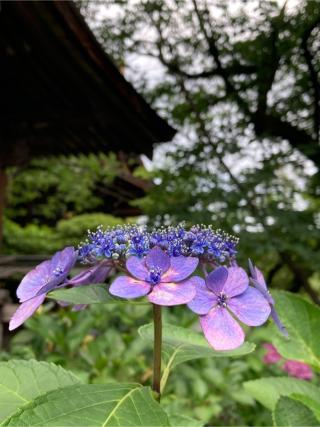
xmin=248 ymin=260 xmax=288 ymax=336
xmin=9 ymin=247 xmax=77 ymax=330
xmin=78 ymin=224 xmax=238 ymax=264
xmin=188 ymin=266 xmax=271 ymax=350
xmin=109 ymin=246 xmax=201 ymax=306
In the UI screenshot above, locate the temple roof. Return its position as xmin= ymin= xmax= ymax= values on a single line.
xmin=0 ymin=0 xmax=175 ymax=167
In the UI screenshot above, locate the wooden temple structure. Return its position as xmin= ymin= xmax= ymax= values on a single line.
xmin=0 ymin=0 xmax=175 ymax=236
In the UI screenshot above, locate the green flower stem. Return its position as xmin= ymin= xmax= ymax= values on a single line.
xmin=152 ymin=304 xmax=162 ymax=401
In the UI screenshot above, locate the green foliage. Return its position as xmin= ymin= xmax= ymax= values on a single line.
xmin=6 ymin=286 xmax=320 ymax=426
xmin=3 ymin=214 xmax=126 ymax=254
xmin=2 ymin=383 xmax=169 ymax=427
xmin=140 ymin=323 xmax=255 ymax=394
xmin=3 ymin=152 xmax=128 ymax=254
xmin=1 ymin=303 xmax=273 ymax=426
xmin=271 ymin=291 xmax=320 ymax=370
xmin=56 ymin=214 xmax=125 ymax=241
xmin=0 ymin=360 xmax=168 ymax=426
xmin=3 ymin=219 xmax=61 ymax=254
xmin=49 ymin=285 xmax=146 ymax=305
xmin=139 ymin=323 xmax=255 ymax=364
xmin=7 ymin=154 xmax=120 ymax=224
xmin=273 ymin=396 xmax=319 ymax=427
xmin=167 ymin=414 xmax=203 ymax=427
xmin=244 ymin=292 xmax=320 ymax=425
xmin=244 ymin=377 xmax=320 ymax=411
xmin=244 ymin=378 xmax=320 ymax=425
xmin=0 ymin=360 xmax=81 ymax=423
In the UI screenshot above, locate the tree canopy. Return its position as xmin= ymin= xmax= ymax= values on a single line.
xmin=81 ymin=0 xmax=320 ymax=299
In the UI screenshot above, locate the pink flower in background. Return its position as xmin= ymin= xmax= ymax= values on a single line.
xmin=263 ymin=343 xmax=281 ymax=364
xmin=263 ymin=342 xmax=313 ymax=380
xmin=283 ymin=360 xmax=313 ymax=380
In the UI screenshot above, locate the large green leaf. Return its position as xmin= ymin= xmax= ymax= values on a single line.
xmin=3 ymin=384 xmax=170 ymax=427
xmin=49 ymin=285 xmax=147 ymax=305
xmin=243 ymin=377 xmax=320 ymax=411
xmin=272 ymin=291 xmax=320 ymax=370
xmin=290 ymin=394 xmax=320 ymax=422
xmin=273 ymin=396 xmax=319 ymax=427
xmin=0 ymin=360 xmax=81 ymax=423
xmin=139 ymin=323 xmax=255 ymax=392
xmin=168 ymin=414 xmax=203 ymax=427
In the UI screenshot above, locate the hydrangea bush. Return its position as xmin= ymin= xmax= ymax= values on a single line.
xmin=6 ymin=224 xmax=319 ymax=426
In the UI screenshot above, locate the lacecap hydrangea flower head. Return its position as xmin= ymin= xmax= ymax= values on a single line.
xmin=9 ymin=224 xmax=286 ymax=350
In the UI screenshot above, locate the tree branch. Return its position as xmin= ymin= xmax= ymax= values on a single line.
xmin=252 ymin=112 xmax=320 ymax=166
xmin=191 ymin=0 xmax=251 ymax=115
xmin=159 ymin=59 xmax=256 ymax=80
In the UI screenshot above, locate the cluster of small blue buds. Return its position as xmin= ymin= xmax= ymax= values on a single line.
xmin=78 ymin=224 xmax=238 ymax=264
xmin=148 ymin=267 xmax=162 ymax=286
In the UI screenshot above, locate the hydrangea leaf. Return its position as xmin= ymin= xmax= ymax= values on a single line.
xmin=0 ymin=360 xmax=81 ymax=423
xmin=3 ymin=384 xmax=170 ymax=427
xmin=139 ymin=323 xmax=255 ymax=392
xmin=243 ymin=377 xmax=320 ymax=411
xmin=48 ymin=285 xmax=147 ymax=305
xmin=271 ymin=291 xmax=320 ymax=369
xmin=289 ymin=394 xmax=320 ymax=422
xmin=139 ymin=323 xmax=255 ymax=364
xmin=168 ymin=414 xmax=203 ymax=427
xmin=273 ymin=396 xmax=319 ymax=427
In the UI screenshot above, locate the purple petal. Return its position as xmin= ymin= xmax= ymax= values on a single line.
xmin=206 ymin=267 xmax=228 ymax=294
xmin=228 ymin=287 xmax=271 ymax=326
xmin=72 ymin=304 xmax=87 ymax=311
xmin=161 ymin=256 xmax=199 ymax=282
xmin=58 ymin=301 xmax=70 ymax=307
xmin=252 ymin=280 xmax=275 ymax=305
xmin=222 ymin=267 xmax=249 ymax=298
xmin=109 ymin=276 xmax=150 ymax=299
xmin=187 ymin=279 xmax=217 ymax=315
xmin=47 ymin=246 xmax=78 ymax=293
xmin=28 ymin=247 xmax=77 ymax=300
xmin=148 ymin=276 xmax=199 ymax=306
xmin=126 ymin=257 xmax=148 ymax=280
xmin=200 ymin=307 xmax=245 ymax=350
xmin=68 ymin=261 xmax=113 ymax=286
xmin=252 ymin=262 xmax=266 ymax=287
xmin=50 ymin=247 xmax=77 ymax=284
xmin=17 ymin=260 xmax=53 ymax=302
xmin=270 ymin=307 xmax=288 ymax=337
xmin=9 ymin=294 xmax=46 ymax=331
xmin=249 ymin=260 xmax=267 ymax=291
xmin=248 ymin=259 xmax=255 ymax=279
xmin=145 ymin=247 xmax=170 ymax=273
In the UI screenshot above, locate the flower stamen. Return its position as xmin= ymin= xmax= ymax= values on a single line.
xmin=217 ymin=292 xmax=228 ymax=308
xmin=148 ymin=267 xmax=162 ymax=286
